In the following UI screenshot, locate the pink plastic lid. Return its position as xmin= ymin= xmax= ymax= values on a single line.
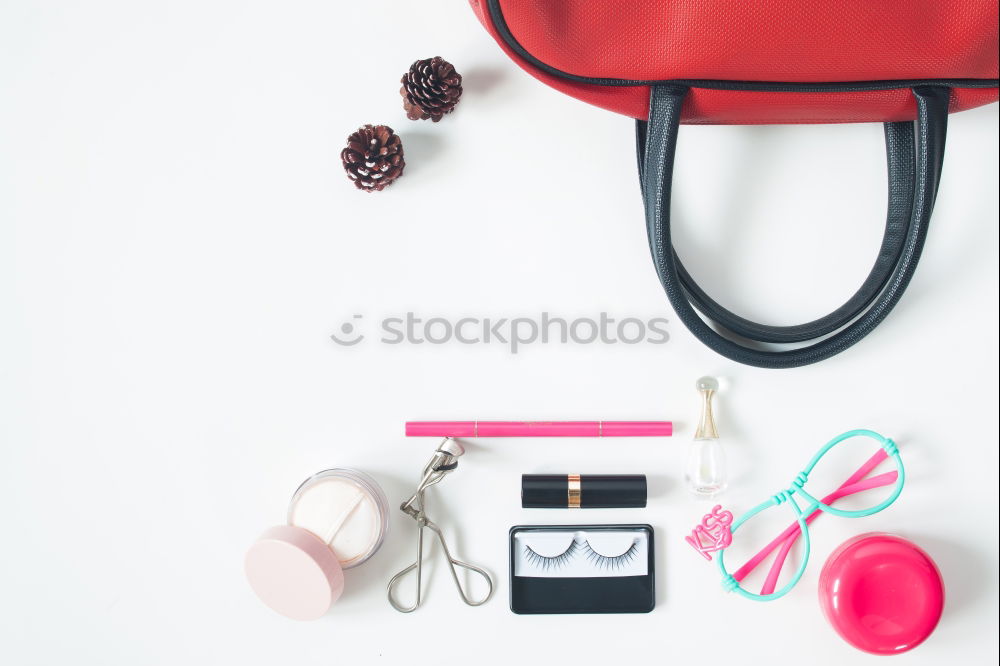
xmin=819 ymin=533 xmax=944 ymax=655
xmin=245 ymin=525 xmax=345 ymax=620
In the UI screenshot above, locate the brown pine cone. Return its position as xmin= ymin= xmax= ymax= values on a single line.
xmin=400 ymin=56 xmax=463 ymax=122
xmin=340 ymin=124 xmax=404 ymax=192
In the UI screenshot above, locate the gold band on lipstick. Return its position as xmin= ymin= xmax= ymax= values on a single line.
xmin=567 ymin=474 xmax=582 ymax=508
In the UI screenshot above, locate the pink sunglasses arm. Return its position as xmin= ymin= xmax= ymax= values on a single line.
xmin=732 ymin=448 xmax=892 ymax=586
xmin=757 ymin=471 xmax=899 ymax=594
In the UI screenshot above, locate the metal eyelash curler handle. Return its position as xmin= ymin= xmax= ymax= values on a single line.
xmin=387 ymin=438 xmax=494 ymax=613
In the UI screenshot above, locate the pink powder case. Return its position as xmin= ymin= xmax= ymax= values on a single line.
xmin=245 ymin=469 xmax=389 ymax=620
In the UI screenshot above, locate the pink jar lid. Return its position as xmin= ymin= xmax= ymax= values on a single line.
xmin=819 ymin=533 xmax=944 ymax=655
xmin=245 ymin=525 xmax=345 ymax=620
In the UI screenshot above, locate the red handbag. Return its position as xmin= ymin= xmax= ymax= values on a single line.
xmin=470 ymin=0 xmax=999 ymax=368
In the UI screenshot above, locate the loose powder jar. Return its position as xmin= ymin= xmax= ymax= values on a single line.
xmin=245 ymin=468 xmax=389 ymax=620
xmin=288 ymin=469 xmax=389 ymax=567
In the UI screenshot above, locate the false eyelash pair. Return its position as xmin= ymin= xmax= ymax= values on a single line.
xmin=510 ymin=525 xmax=655 ymax=614
xmin=524 ymin=538 xmax=639 ymax=571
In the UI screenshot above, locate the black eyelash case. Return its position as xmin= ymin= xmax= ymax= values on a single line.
xmin=509 ymin=524 xmax=655 ymax=614
xmin=521 ymin=474 xmax=647 ymax=508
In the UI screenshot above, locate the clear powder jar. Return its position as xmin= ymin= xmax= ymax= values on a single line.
xmin=287 ymin=468 xmax=389 ymax=568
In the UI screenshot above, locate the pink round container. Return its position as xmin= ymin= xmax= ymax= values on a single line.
xmin=245 ymin=469 xmax=389 ymax=620
xmin=245 ymin=525 xmax=346 ymax=621
xmin=818 ymin=533 xmax=944 ymax=655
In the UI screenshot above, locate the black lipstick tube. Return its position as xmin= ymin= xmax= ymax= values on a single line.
xmin=521 ymin=474 xmax=647 ymax=508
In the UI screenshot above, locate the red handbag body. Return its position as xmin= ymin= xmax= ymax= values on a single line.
xmin=470 ymin=0 xmax=999 ymax=368
xmin=471 ymin=0 xmax=999 ymax=123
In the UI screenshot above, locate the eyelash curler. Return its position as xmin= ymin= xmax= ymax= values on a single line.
xmin=387 ymin=438 xmax=494 ymax=612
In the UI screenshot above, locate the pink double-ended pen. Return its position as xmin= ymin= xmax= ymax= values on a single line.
xmin=405 ymin=421 xmax=672 ymax=438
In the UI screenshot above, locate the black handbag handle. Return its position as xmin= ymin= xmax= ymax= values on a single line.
xmin=637 ymin=121 xmax=916 ymax=343
xmin=639 ymin=85 xmax=949 ymax=368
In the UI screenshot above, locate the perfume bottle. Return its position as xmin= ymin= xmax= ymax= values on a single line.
xmin=685 ymin=376 xmax=727 ymax=497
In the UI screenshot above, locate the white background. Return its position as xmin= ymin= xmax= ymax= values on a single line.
xmin=2 ymin=2 xmax=998 ymax=664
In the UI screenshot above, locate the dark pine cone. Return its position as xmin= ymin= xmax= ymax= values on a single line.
xmin=400 ymin=56 xmax=463 ymax=122
xmin=340 ymin=124 xmax=404 ymax=192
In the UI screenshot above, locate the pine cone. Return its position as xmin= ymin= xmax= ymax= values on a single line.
xmin=400 ymin=56 xmax=463 ymax=122
xmin=340 ymin=124 xmax=404 ymax=192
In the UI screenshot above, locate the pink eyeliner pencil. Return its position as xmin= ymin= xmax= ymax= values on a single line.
xmin=405 ymin=421 xmax=672 ymax=438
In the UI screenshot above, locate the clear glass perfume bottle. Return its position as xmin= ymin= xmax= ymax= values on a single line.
xmin=685 ymin=376 xmax=727 ymax=497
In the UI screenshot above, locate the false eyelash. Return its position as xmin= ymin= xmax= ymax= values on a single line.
xmin=579 ymin=540 xmax=639 ymax=570
xmin=524 ymin=542 xmax=578 ymax=570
